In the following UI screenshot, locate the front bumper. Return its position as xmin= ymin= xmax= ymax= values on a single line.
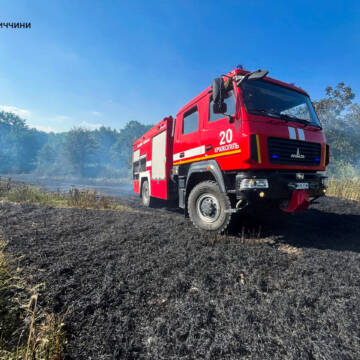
xmin=235 ymin=171 xmax=326 ymax=203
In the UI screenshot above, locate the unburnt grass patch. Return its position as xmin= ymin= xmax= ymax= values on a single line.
xmin=327 ymin=177 xmax=360 ymax=201
xmin=0 ymin=177 xmax=131 ymax=211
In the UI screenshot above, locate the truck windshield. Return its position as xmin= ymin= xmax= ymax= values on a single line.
xmin=241 ymin=80 xmax=321 ymax=127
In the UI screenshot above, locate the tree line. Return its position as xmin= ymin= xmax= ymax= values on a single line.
xmin=0 ymin=82 xmax=359 ymax=179
xmin=0 ymin=115 xmax=151 ymax=178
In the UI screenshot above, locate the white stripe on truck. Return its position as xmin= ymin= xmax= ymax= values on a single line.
xmin=288 ymin=127 xmax=296 ymax=140
xmin=297 ymin=128 xmax=305 ymax=141
xmin=173 ymin=145 xmax=205 ymax=161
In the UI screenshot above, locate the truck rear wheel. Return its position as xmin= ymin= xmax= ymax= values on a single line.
xmin=188 ymin=181 xmax=232 ymax=233
xmin=141 ymin=180 xmax=152 ymax=207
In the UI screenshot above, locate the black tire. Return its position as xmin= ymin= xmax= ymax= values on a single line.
xmin=188 ymin=180 xmax=232 ymax=233
xmin=141 ymin=180 xmax=152 ymax=207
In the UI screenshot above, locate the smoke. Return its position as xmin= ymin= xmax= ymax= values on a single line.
xmin=0 ymin=111 xmax=154 ymax=195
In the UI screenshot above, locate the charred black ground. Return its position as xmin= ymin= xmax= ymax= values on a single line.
xmin=1 ymin=196 xmax=360 ymax=359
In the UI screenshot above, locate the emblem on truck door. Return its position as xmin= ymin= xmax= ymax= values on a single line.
xmin=291 ymin=148 xmax=305 ymax=159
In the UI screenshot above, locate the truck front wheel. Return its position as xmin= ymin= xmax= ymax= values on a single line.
xmin=188 ymin=181 xmax=232 ymax=233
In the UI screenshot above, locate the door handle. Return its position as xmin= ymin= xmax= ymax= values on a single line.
xmin=206 ymin=145 xmax=213 ymax=151
xmin=179 ymin=152 xmax=185 ymax=158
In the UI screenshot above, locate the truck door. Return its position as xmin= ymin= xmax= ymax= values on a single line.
xmin=173 ymin=105 xmax=203 ymax=166
xmin=201 ymin=90 xmax=241 ymax=169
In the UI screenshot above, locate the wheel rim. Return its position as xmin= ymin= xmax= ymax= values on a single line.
xmin=196 ymin=193 xmax=221 ymax=223
xmin=143 ymin=184 xmax=149 ymax=202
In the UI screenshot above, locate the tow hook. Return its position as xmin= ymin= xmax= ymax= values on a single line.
xmin=236 ymin=199 xmax=243 ymax=208
xmin=225 ymin=198 xmax=248 ymax=213
xmin=236 ymin=198 xmax=248 ymax=210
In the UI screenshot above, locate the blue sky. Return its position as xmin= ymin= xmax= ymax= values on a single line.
xmin=0 ymin=0 xmax=359 ymax=133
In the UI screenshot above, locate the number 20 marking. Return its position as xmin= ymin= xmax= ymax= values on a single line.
xmin=219 ymin=129 xmax=233 ymax=145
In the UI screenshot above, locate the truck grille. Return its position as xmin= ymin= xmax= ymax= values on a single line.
xmin=268 ymin=137 xmax=322 ymax=166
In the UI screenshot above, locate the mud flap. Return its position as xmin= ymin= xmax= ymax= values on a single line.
xmin=281 ymin=190 xmax=310 ymax=213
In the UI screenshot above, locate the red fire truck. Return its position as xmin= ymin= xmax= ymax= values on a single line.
xmin=132 ymin=67 xmax=329 ymax=232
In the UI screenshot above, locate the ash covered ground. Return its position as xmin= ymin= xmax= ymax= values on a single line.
xmin=1 ymin=196 xmax=360 ymax=359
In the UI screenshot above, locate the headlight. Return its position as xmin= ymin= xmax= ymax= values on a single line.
xmin=240 ymin=178 xmax=269 ymax=190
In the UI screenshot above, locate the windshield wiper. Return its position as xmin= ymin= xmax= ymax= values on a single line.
xmin=278 ymin=113 xmax=310 ymax=127
xmin=250 ymin=109 xmax=313 ymax=127
xmin=281 ymin=115 xmax=323 ymax=129
xmin=248 ymin=109 xmax=288 ymax=121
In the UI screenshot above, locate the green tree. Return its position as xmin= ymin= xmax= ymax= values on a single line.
xmin=313 ymin=83 xmax=360 ymax=177
xmin=0 ymin=111 xmax=27 ymax=130
xmin=92 ymin=126 xmax=119 ymax=165
xmin=36 ymin=143 xmax=57 ymax=171
xmin=313 ymin=82 xmax=355 ymax=126
xmin=63 ymin=128 xmax=98 ymax=176
xmin=111 ymin=120 xmax=152 ymax=169
xmin=0 ymin=112 xmax=47 ymax=173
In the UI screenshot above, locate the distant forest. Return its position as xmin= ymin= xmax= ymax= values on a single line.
xmin=0 ymin=115 xmax=152 ymax=178
xmin=0 ymin=82 xmax=359 ymax=179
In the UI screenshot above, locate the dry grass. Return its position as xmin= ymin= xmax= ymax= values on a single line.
xmin=278 ymin=244 xmax=303 ymax=256
xmin=0 ymin=177 xmax=131 ymax=212
xmin=0 ymin=237 xmax=65 ymax=360
xmin=0 ymin=237 xmax=22 ymax=357
xmin=327 ymin=178 xmax=360 ymax=201
xmin=66 ymin=187 xmax=130 ymax=211
xmin=22 ymin=295 xmax=65 ymax=360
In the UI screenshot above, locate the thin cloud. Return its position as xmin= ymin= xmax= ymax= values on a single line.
xmin=90 ymin=111 xmax=102 ymax=117
xmin=0 ymin=105 xmax=30 ymax=118
xmin=52 ymin=115 xmax=72 ymax=122
xmin=79 ymin=121 xmax=103 ymax=130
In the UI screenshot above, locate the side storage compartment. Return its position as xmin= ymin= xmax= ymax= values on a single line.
xmin=150 ymin=130 xmax=168 ymax=200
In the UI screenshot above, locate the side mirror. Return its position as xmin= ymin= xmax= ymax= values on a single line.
xmin=212 ymin=77 xmax=226 ymax=114
xmin=213 ymin=102 xmax=227 ymax=114
xmin=248 ymin=69 xmax=269 ymax=81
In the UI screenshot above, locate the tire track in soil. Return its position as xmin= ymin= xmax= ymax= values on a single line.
xmin=1 ymin=196 xmax=360 ymax=359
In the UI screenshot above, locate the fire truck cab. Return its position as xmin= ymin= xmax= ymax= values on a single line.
xmin=133 ymin=67 xmax=329 ymax=232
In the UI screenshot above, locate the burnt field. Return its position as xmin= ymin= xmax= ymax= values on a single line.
xmin=1 ymin=196 xmax=360 ymax=359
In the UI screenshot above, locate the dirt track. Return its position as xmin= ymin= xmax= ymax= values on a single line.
xmin=1 ymin=196 xmax=360 ymax=359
